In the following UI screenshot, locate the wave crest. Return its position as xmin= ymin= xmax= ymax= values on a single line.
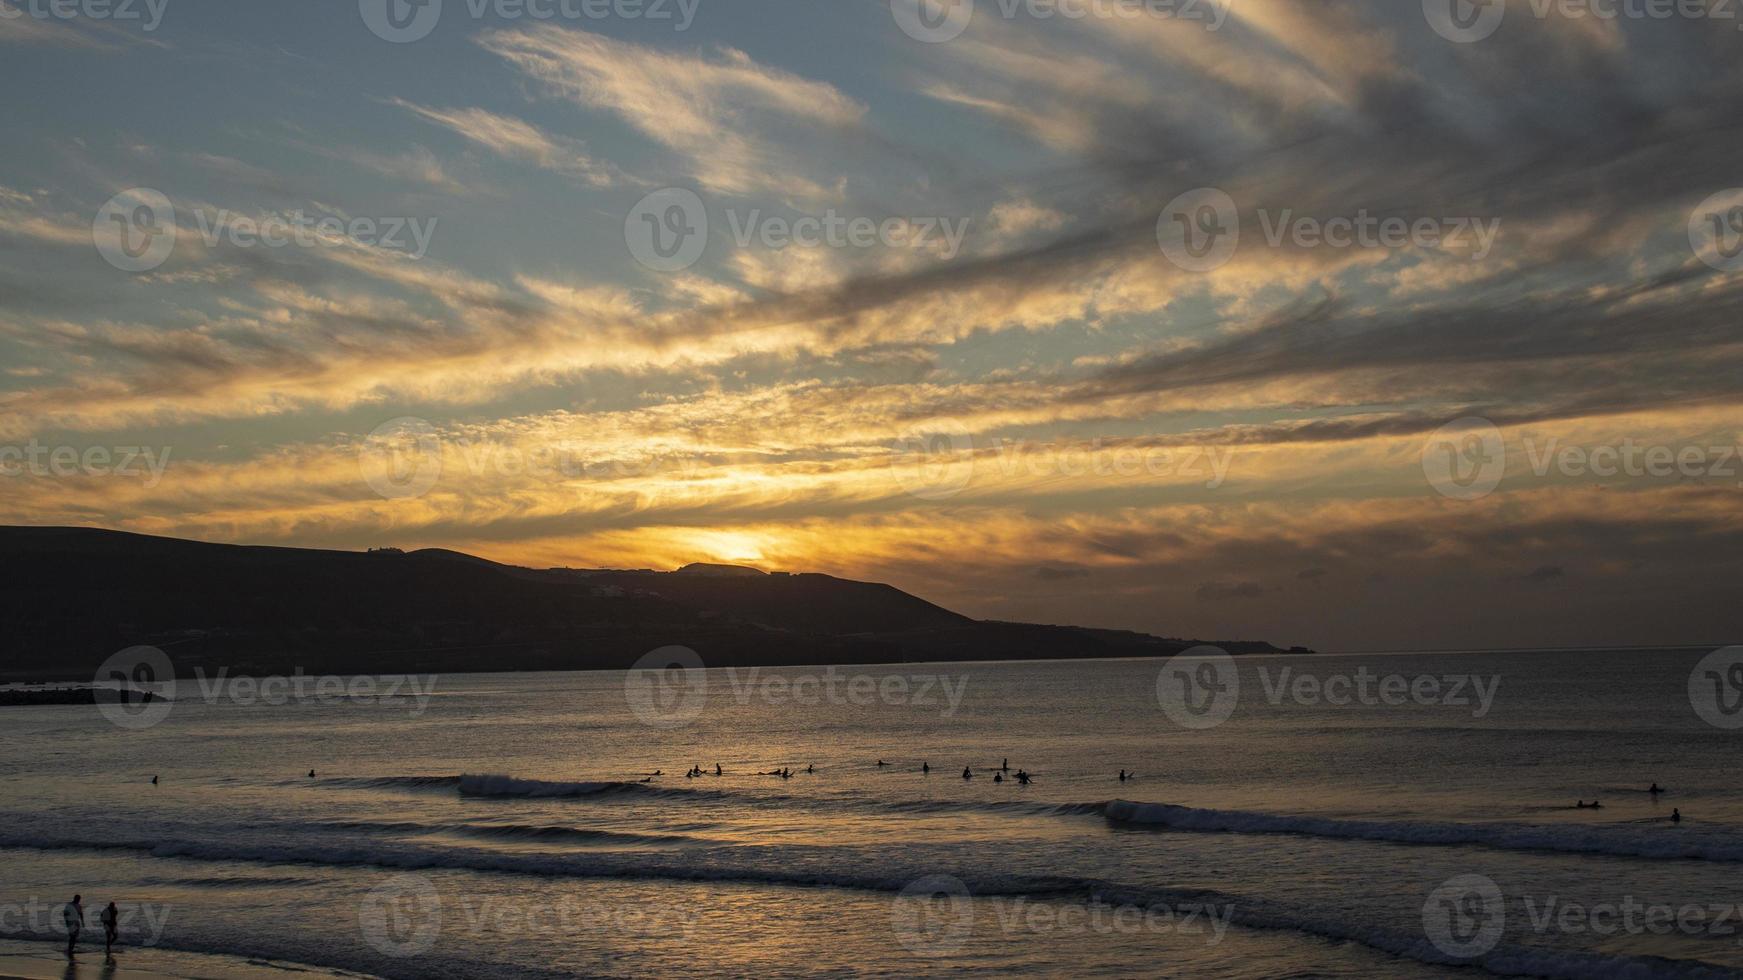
xmin=1104 ymin=800 xmax=1743 ymax=861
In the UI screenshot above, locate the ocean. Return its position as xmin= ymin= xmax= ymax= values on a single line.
xmin=3 ymin=647 xmax=1742 ymax=979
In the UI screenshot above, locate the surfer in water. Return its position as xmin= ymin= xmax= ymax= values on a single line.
xmin=994 ymin=772 xmax=1003 ymax=783
xmin=715 ymin=764 xmax=722 ymax=776
xmin=1016 ymin=771 xmax=1031 ymax=785
xmin=307 ymin=770 xmax=315 ymax=778
xmin=1649 ymin=783 xmax=1663 ymax=795
xmin=962 ymin=766 xmax=972 ymax=779
xmin=922 ymin=762 xmax=929 ymax=774
xmin=1672 ymin=808 xmax=1682 ymax=823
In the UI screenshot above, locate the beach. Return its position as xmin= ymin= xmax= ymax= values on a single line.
xmin=0 ymin=939 xmax=370 ymax=979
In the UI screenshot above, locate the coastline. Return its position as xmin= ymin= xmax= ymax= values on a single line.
xmin=0 ymin=940 xmax=372 ymax=980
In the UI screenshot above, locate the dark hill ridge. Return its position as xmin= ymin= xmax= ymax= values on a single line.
xmin=0 ymin=526 xmax=1303 ymax=681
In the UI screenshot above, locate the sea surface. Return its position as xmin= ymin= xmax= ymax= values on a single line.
xmin=3 ymin=648 xmax=1743 ymax=979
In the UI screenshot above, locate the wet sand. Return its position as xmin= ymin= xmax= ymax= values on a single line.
xmin=0 ymin=940 xmax=372 ymax=980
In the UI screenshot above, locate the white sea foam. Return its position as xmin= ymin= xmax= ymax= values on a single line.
xmin=0 ymin=828 xmax=1731 ymax=980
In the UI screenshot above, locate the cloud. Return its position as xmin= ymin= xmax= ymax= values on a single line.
xmin=1197 ymin=580 xmax=1267 ymax=601
xmin=388 ymin=99 xmax=617 ymax=186
xmin=476 ymin=25 xmax=865 ymax=197
xmin=1524 ymin=564 xmax=1566 ymax=583
xmin=5 ymin=1 xmax=1743 ymax=652
xmin=0 ymin=8 xmax=168 ymax=48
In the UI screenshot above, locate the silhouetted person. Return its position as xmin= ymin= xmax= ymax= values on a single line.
xmin=715 ymin=764 xmax=722 ymax=776
xmin=1118 ymin=770 xmax=1126 ymax=782
xmin=1649 ymin=783 xmax=1662 ymax=795
xmin=308 ymin=770 xmax=315 ymax=778
xmin=994 ymin=773 xmax=1003 ymax=783
xmin=1672 ymin=808 xmax=1682 ymax=823
xmin=922 ymin=762 xmax=929 ymax=774
xmin=1002 ymin=758 xmax=1008 ymax=772
xmin=806 ymin=764 xmax=814 ymax=774
xmin=962 ymin=766 xmax=972 ymax=779
xmin=877 ymin=760 xmax=887 ymax=767
xmin=1017 ymin=772 xmax=1031 ymax=785
xmin=63 ymin=894 xmax=82 ymax=957
xmin=101 ymin=901 xmax=118 ymax=954
xmin=150 ymin=775 xmax=157 ymax=785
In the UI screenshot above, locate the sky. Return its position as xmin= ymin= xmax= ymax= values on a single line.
xmin=1 ymin=0 xmax=1741 ymax=652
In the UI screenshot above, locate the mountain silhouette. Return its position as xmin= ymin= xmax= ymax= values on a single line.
xmin=1 ymin=526 xmax=1302 ymax=681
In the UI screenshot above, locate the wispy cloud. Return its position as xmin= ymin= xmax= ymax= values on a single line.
xmin=387 ymin=98 xmax=618 ymax=186
xmin=477 ymin=25 xmax=866 ymax=198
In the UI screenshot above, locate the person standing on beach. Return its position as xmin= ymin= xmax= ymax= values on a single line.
xmin=62 ymin=893 xmax=83 ymax=956
xmin=101 ymin=901 xmax=119 ymax=955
